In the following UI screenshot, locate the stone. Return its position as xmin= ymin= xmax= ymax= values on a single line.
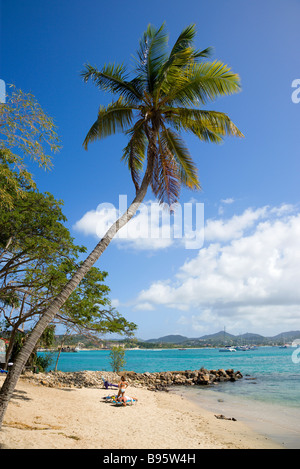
xmin=20 ymin=367 xmax=243 ymax=391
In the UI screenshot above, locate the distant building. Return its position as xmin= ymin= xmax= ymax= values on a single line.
xmin=104 ymin=342 xmax=125 ymax=349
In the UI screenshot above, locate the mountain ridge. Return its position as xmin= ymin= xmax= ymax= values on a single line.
xmin=145 ymin=330 xmax=300 ymax=344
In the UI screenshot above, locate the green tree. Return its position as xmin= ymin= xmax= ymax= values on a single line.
xmin=57 ymin=266 xmax=136 ymax=337
xmin=109 ymin=346 xmax=126 ymax=373
xmin=9 ymin=326 xmax=55 ymax=373
xmin=0 ymin=23 xmax=243 ymax=427
xmin=0 ymin=187 xmax=81 ymax=283
xmin=0 ymin=85 xmax=60 ymax=209
xmin=0 ymin=186 xmax=135 ymax=369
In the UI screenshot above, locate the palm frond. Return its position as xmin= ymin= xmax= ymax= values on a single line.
xmin=190 ymin=110 xmax=243 ymax=141
xmin=154 ymin=25 xmax=212 ymax=104
xmin=160 ymin=126 xmax=200 ymax=191
xmin=164 ymin=60 xmax=241 ymax=107
xmin=121 ymin=119 xmax=147 ymax=192
xmin=169 ymin=24 xmax=197 ymax=56
xmin=83 ymin=98 xmax=135 ymax=149
xmin=135 ymin=23 xmax=169 ymax=94
xmin=81 ymin=63 xmax=143 ymax=103
xmin=168 ymin=24 xmax=212 ymax=64
xmin=151 ymin=135 xmax=181 ymax=205
xmin=164 ymin=107 xmax=244 ymax=142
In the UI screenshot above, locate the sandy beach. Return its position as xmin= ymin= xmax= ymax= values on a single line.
xmin=0 ymin=375 xmax=282 ymax=450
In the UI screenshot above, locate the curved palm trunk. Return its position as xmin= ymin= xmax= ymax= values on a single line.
xmin=0 ymin=167 xmax=151 ymax=428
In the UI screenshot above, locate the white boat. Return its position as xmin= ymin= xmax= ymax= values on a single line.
xmin=236 ymin=345 xmax=256 ymax=351
xmin=219 ymin=347 xmax=237 ymax=352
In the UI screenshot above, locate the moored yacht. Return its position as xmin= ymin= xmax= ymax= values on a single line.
xmin=219 ymin=346 xmax=237 ymax=352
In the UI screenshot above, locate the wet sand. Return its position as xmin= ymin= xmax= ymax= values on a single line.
xmin=174 ymin=386 xmax=300 ymax=449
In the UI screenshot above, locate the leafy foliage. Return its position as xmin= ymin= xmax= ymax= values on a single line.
xmin=0 ymin=85 xmax=61 ymax=209
xmin=0 ymin=184 xmax=136 ymax=369
xmin=9 ymin=326 xmax=55 ymax=372
xmin=109 ymin=346 xmax=126 ymax=373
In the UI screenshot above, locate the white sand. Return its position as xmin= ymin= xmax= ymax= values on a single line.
xmin=0 ymin=375 xmax=283 ymax=449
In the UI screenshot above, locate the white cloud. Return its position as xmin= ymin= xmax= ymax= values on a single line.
xmin=73 ymin=203 xmax=118 ymax=237
xmin=133 ymin=302 xmax=155 ymax=311
xmin=134 ymin=204 xmax=300 ymax=334
xmin=73 ymin=197 xmax=204 ymax=250
xmin=221 ymin=198 xmax=235 ymax=204
xmin=205 ymin=206 xmax=268 ymax=241
xmin=218 ymin=197 xmax=235 ymax=215
xmin=111 ymin=299 xmax=120 ymax=308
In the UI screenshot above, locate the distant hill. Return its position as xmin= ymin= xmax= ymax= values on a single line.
xmin=144 ymin=330 xmax=300 ymax=345
xmin=195 ymin=331 xmax=236 ymax=342
xmin=146 ymin=335 xmax=189 ymax=344
xmin=238 ymin=333 xmax=266 ymax=344
xmin=269 ymin=331 xmax=300 ymax=341
xmin=53 ymin=330 xmax=300 ymax=349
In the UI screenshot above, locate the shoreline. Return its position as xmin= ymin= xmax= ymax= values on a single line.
xmin=0 ymin=373 xmax=283 ymax=449
xmin=173 ymin=386 xmax=300 ymax=449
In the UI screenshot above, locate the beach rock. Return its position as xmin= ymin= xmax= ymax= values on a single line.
xmin=197 ymin=373 xmax=211 ymax=384
xmin=215 ymin=414 xmax=237 ymax=422
xmin=20 ymin=367 xmax=243 ymax=391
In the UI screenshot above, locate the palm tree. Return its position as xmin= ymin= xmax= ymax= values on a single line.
xmin=0 ymin=23 xmax=243 ymax=427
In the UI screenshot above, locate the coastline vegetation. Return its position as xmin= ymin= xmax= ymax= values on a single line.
xmin=40 ymin=330 xmax=300 ymax=351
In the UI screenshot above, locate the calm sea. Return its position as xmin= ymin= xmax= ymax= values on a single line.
xmin=40 ymin=346 xmax=300 ymax=447
xmin=41 ymin=346 xmax=300 ymax=408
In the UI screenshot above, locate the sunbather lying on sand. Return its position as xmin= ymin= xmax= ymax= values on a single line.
xmin=116 ymin=395 xmax=138 ymax=406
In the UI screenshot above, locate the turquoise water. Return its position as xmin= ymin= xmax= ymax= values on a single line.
xmin=40 ymin=346 xmax=300 ymax=447
xmin=41 ymin=346 xmax=300 ymax=409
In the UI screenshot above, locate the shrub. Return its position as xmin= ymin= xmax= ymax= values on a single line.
xmin=109 ymin=346 xmax=126 ymax=372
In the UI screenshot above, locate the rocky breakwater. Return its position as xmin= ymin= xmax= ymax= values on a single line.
xmin=126 ymin=368 xmax=243 ymax=391
xmin=20 ymin=368 xmax=243 ymax=391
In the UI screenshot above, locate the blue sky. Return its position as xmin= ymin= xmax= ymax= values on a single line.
xmin=1 ymin=0 xmax=300 ymax=339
